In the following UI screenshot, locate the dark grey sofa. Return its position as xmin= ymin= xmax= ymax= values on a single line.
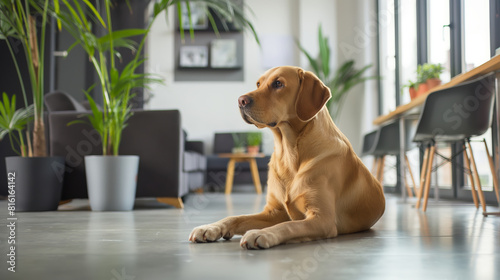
xmin=205 ymin=132 xmax=270 ymax=192
xmin=45 ymin=91 xmax=205 ymax=208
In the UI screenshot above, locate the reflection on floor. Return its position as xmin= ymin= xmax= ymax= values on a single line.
xmin=0 ymin=192 xmax=499 ymax=280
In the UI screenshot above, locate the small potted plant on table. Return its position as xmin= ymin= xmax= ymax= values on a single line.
xmin=231 ymin=133 xmax=246 ymax=154
xmin=403 ymin=63 xmax=444 ymax=100
xmin=421 ymin=63 xmax=444 ymax=90
xmin=247 ymin=132 xmax=262 ymax=154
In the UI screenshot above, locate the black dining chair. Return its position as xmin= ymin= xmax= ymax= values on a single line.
xmin=412 ymin=72 xmax=499 ymax=212
xmin=361 ymin=119 xmax=419 ymax=197
xmin=362 ymin=129 xmax=382 ymax=178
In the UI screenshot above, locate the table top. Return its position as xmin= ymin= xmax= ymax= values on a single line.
xmin=218 ymin=153 xmax=266 ymax=159
xmin=373 ymin=54 xmax=500 ymax=125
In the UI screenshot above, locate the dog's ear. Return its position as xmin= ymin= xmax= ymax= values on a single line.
xmin=295 ymin=70 xmax=332 ymax=122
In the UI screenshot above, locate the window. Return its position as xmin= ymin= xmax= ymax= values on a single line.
xmin=376 ymin=0 xmax=497 ymax=200
xmin=399 ymin=0 xmax=418 ymax=105
xmin=427 ymin=0 xmax=451 ymax=82
xmin=463 ymin=0 xmax=490 ymax=72
xmin=379 ymin=0 xmax=397 ymax=115
xmin=463 ymin=0 xmax=493 ymax=191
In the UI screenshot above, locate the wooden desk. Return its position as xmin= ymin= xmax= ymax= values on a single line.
xmin=218 ymin=153 xmax=265 ymax=195
xmin=372 ymin=54 xmax=500 ymax=203
xmin=374 ymin=54 xmax=500 ymax=125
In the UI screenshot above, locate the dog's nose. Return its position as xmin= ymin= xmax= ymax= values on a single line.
xmin=238 ymin=95 xmax=253 ymax=108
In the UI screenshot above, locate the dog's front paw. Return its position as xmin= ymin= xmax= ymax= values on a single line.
xmin=189 ymin=223 xmax=232 ymax=243
xmin=240 ymin=229 xmax=280 ymax=249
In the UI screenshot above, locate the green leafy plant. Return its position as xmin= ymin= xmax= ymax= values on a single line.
xmin=246 ymin=132 xmax=262 ymax=146
xmin=297 ymin=25 xmax=378 ymax=121
xmin=417 ymin=63 xmax=444 ymax=81
xmin=55 ymin=1 xmax=154 ymax=156
xmin=232 ymin=133 xmax=245 ymax=148
xmin=402 ymin=79 xmax=419 ymax=93
xmin=56 ymin=0 xmax=259 ymax=156
xmin=0 ymin=0 xmax=51 ymax=157
xmin=0 ymin=93 xmax=34 ymax=156
xmin=402 ymin=63 xmax=444 ymax=94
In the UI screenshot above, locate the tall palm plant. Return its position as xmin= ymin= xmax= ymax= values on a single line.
xmin=297 ymin=25 xmax=378 ymax=122
xmin=55 ymin=0 xmax=258 ymax=155
xmin=0 ymin=0 xmax=51 ymax=156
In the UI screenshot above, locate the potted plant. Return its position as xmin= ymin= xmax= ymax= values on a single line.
xmin=0 ymin=0 xmax=65 ymax=211
xmin=246 ymin=132 xmax=262 ymax=154
xmin=402 ymin=80 xmax=419 ymax=100
xmin=402 ymin=79 xmax=428 ymax=100
xmin=55 ymin=1 xmax=158 ymax=211
xmin=231 ymin=133 xmax=246 ymax=154
xmin=56 ymin=0 xmax=259 ymax=210
xmin=403 ymin=63 xmax=444 ymax=100
xmin=421 ymin=63 xmax=444 ymax=89
xmin=297 ymin=25 xmax=378 ymax=122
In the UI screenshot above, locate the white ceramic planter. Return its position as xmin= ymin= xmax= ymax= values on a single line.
xmin=85 ymin=155 xmax=139 ymax=211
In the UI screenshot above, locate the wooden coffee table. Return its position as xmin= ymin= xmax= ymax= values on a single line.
xmin=218 ymin=153 xmax=265 ymax=195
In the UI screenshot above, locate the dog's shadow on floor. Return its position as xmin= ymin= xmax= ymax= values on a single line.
xmin=187 ymin=229 xmax=379 ymax=254
xmin=278 ymin=229 xmax=380 ymax=250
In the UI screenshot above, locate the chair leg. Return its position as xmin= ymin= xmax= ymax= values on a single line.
xmin=483 ymin=139 xmax=500 ymax=205
xmin=404 ymin=172 xmax=413 ymax=198
xmin=416 ymin=146 xmax=430 ymax=209
xmin=463 ymin=144 xmax=479 ymax=209
xmin=371 ymin=157 xmax=378 ymax=175
xmin=373 ymin=157 xmax=381 ymax=181
xmin=466 ymin=141 xmax=487 ymax=213
xmin=378 ymin=156 xmax=386 ymax=184
xmin=422 ymin=144 xmax=436 ymax=212
xmin=405 ymin=154 xmax=417 ymax=197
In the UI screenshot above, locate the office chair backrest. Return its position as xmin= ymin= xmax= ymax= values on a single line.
xmin=361 ymin=130 xmax=380 ymax=156
xmin=413 ymin=73 xmax=496 ymax=143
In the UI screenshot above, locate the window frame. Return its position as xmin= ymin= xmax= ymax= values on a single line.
xmin=376 ymin=0 xmax=500 ymax=203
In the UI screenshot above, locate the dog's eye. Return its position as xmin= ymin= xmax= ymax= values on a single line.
xmin=272 ymin=80 xmax=283 ymax=89
xmin=256 ymin=82 xmax=260 ymax=88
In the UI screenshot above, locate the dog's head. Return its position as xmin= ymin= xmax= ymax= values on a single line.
xmin=238 ymin=66 xmax=331 ymax=128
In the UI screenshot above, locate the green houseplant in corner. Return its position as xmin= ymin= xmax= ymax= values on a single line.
xmin=56 ymin=0 xmax=259 ymax=210
xmin=297 ymin=25 xmax=378 ymax=122
xmin=0 ymin=0 xmax=65 ymax=211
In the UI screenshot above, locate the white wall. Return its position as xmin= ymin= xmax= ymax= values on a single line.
xmin=334 ymin=0 xmax=379 ymax=155
xmin=146 ymin=0 xmax=378 ymax=155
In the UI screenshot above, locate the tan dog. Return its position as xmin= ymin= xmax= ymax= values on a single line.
xmin=189 ymin=66 xmax=385 ymax=249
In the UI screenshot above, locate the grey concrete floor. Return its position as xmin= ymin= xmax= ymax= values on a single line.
xmin=0 ymin=191 xmax=499 ymax=280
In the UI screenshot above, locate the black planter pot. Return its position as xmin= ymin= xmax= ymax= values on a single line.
xmin=5 ymin=156 xmax=65 ymax=212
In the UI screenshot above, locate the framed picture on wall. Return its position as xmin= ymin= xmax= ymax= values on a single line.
xmin=180 ymin=2 xmax=208 ymax=30
xmin=179 ymin=46 xmax=209 ymax=68
xmin=210 ymin=39 xmax=238 ymax=68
